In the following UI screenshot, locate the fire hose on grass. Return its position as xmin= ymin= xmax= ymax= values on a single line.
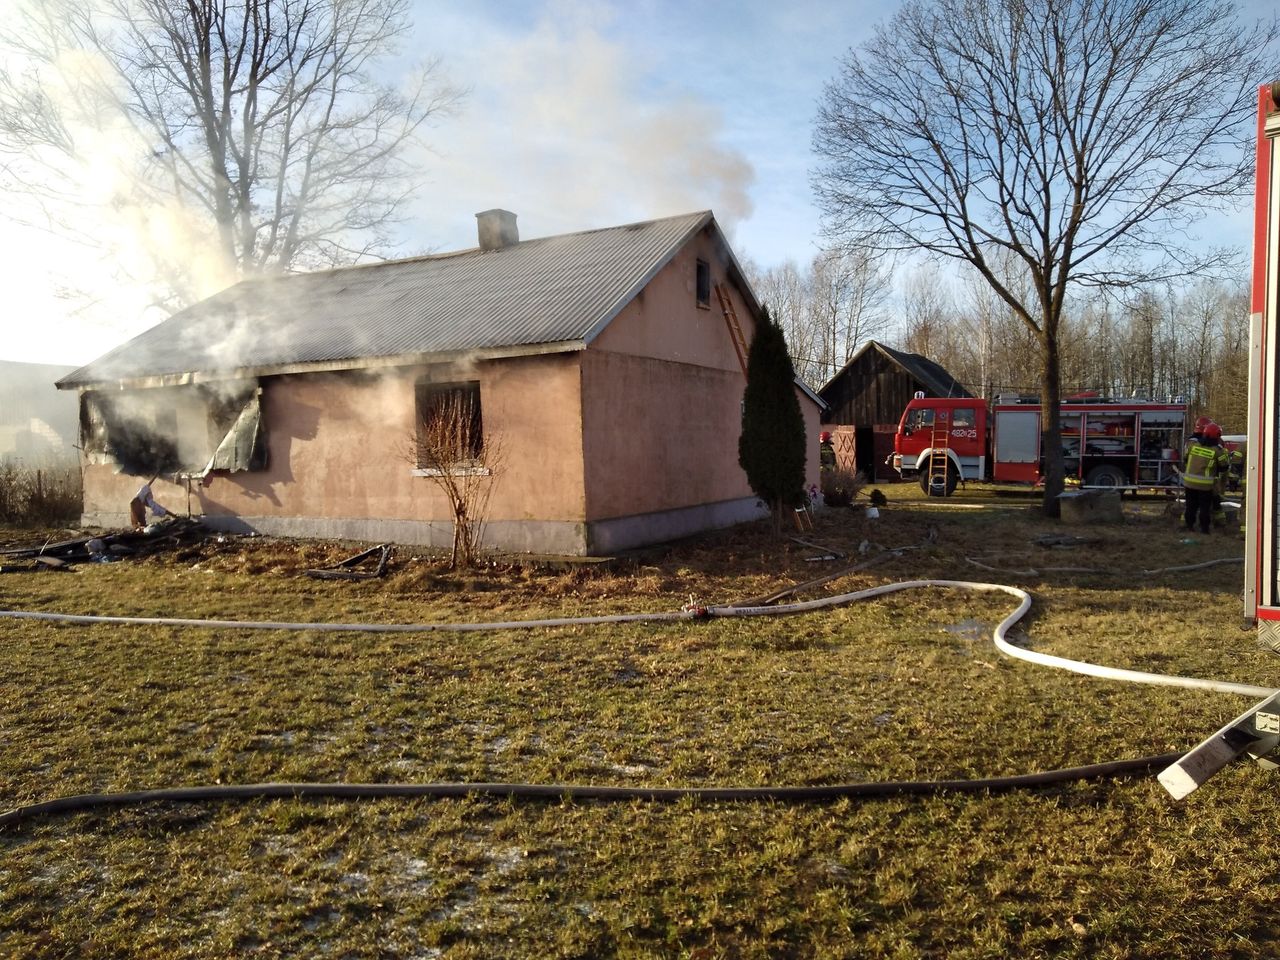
xmin=0 ymin=571 xmax=1269 ymax=829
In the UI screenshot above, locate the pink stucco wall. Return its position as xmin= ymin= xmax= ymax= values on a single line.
xmin=581 ymin=352 xmax=749 ymax=520
xmin=591 ymin=231 xmax=747 ymax=373
xmin=583 ymin=226 xmax=820 ymax=523
xmin=81 ymin=354 xmax=589 ymax=544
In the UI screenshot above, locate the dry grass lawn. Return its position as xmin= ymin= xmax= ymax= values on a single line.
xmin=0 ymin=484 xmax=1275 ymax=959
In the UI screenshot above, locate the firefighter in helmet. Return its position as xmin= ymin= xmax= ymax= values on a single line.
xmin=819 ymin=431 xmax=836 ymax=471
xmin=1182 ymin=422 xmax=1229 ymax=535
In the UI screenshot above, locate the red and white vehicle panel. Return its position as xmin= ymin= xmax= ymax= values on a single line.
xmin=1245 ymin=83 xmax=1280 ymax=631
xmin=991 ymin=398 xmax=1185 ymax=488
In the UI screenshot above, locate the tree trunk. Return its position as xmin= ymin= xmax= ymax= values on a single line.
xmin=1040 ymin=331 xmax=1064 ymax=519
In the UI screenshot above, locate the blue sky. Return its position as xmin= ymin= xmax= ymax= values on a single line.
xmin=0 ymin=0 xmax=1271 ymax=365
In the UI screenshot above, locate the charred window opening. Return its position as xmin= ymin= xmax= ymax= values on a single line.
xmin=414 ymin=380 xmax=483 ymax=470
xmin=81 ymin=393 xmax=182 ymax=475
xmin=696 ymin=259 xmax=711 ymax=308
xmin=79 ymin=381 xmax=266 ymax=477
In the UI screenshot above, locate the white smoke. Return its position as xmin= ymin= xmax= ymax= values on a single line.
xmin=4 ymin=0 xmax=768 ymax=369
xmin=0 ymin=3 xmax=237 ymax=364
xmin=404 ymin=3 xmax=755 ymax=249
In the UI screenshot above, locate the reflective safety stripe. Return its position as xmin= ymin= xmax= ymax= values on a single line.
xmin=1183 ymin=444 xmax=1225 ymax=489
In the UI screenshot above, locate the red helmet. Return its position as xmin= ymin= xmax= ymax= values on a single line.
xmin=1203 ymin=422 xmax=1222 ymax=441
xmin=820 ymin=431 xmax=832 ymax=443
xmin=1194 ymin=415 xmax=1212 ymax=432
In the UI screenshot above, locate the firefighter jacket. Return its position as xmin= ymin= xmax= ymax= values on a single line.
xmin=1227 ymin=447 xmax=1244 ymax=481
xmin=1182 ymin=442 xmax=1228 ymax=490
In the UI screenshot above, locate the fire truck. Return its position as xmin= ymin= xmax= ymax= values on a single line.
xmin=891 ymin=393 xmax=1187 ymax=496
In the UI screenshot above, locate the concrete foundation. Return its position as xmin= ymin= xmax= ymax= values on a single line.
xmin=586 ymin=496 xmax=765 ymax=554
xmin=82 ymin=495 xmax=765 ymax=557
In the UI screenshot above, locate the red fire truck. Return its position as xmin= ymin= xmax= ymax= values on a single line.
xmin=892 ymin=393 xmax=1187 ymax=496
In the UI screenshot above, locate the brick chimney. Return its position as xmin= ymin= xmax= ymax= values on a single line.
xmin=476 ymin=209 xmax=519 ymax=251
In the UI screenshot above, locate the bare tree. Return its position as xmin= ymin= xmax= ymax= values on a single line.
xmin=954 ymin=250 xmax=1042 ymax=399
xmin=808 ymin=247 xmax=892 ymax=383
xmin=744 ymin=258 xmax=824 ymax=389
xmin=407 ymin=389 xmax=502 ymax=569
xmin=0 ymin=0 xmax=460 ymax=298
xmin=1205 ymin=283 xmax=1251 ymax=429
xmin=898 ymin=268 xmax=953 ymax=361
xmin=813 ymin=0 xmax=1275 ymax=514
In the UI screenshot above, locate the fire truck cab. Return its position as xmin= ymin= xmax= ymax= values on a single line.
xmin=892 ymin=396 xmax=987 ymax=495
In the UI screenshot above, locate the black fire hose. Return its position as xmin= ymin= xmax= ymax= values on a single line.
xmin=0 ymin=754 xmax=1183 ymax=830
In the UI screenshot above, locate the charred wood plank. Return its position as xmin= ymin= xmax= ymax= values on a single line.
xmin=302 ymin=544 xmax=393 ymax=581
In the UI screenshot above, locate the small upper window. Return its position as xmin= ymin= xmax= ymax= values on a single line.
xmin=696 ymin=259 xmax=711 ymax=308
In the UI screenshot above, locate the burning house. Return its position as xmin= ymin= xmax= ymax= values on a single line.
xmin=58 ymin=210 xmax=823 ymax=556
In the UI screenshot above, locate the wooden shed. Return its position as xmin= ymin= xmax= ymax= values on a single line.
xmin=818 ymin=341 xmax=972 ymax=480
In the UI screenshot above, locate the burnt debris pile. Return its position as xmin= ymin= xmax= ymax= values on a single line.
xmin=0 ymin=517 xmax=207 ymax=573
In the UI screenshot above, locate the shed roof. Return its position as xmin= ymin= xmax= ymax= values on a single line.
xmin=60 ymin=210 xmax=732 ymax=389
xmin=820 ymin=340 xmax=973 ymax=401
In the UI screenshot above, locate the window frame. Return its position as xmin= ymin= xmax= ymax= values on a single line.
xmin=696 ymin=259 xmax=711 ymax=309
xmin=412 ymin=379 xmax=487 ymax=475
xmin=906 ymin=408 xmax=936 ymax=432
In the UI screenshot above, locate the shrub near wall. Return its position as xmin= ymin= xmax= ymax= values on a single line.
xmin=0 ymin=459 xmax=83 ymax=526
xmin=820 ymin=466 xmax=865 ymax=508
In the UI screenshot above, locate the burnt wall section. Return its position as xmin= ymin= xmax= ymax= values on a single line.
xmin=79 ymin=381 xmax=265 ymax=477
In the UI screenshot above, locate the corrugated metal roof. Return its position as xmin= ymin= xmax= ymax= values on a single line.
xmin=874 ymin=343 xmax=973 ymax=398
xmin=818 ymin=340 xmax=973 ymax=401
xmin=60 ymin=211 xmax=715 ymax=388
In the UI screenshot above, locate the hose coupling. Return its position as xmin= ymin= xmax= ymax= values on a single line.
xmin=681 ymin=595 xmax=710 ymax=618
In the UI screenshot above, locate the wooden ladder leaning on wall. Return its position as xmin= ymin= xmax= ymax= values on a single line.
xmin=928 ymin=413 xmax=952 ymax=493
xmin=714 ymin=283 xmax=749 ymax=376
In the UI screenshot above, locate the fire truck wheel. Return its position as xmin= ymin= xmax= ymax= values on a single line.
xmin=1084 ymin=464 xmax=1127 ymax=488
xmin=920 ymin=467 xmax=958 ymax=497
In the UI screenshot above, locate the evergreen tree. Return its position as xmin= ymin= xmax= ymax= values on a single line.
xmin=738 ymin=305 xmax=807 ymax=531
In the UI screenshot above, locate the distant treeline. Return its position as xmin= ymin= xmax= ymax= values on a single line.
xmin=750 ymin=252 xmax=1247 ymax=429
